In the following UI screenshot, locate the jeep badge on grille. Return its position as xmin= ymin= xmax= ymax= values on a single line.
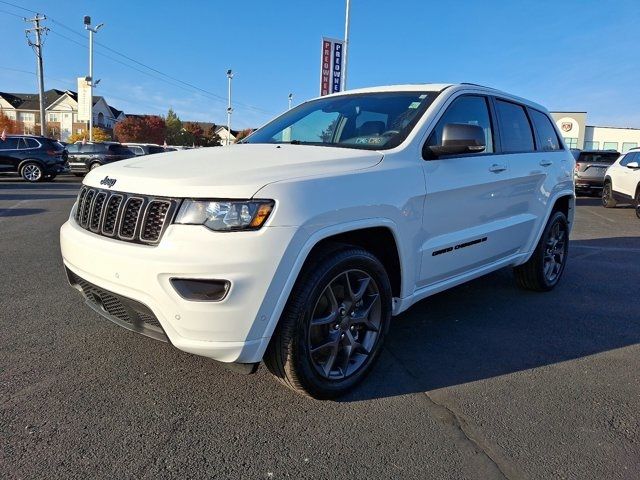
xmin=100 ymin=176 xmax=117 ymax=188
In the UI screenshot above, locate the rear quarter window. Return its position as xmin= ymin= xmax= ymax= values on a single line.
xmin=25 ymin=138 xmax=40 ymax=148
xmin=529 ymin=110 xmax=561 ymax=151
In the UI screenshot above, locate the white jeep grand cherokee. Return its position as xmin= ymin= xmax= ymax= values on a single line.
xmin=60 ymin=84 xmax=575 ymax=398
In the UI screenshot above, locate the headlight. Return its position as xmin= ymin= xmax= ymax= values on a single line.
xmin=174 ymin=199 xmax=274 ymax=231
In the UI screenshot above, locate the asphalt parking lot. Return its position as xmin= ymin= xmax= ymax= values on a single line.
xmin=1 ymin=176 xmax=639 ymax=480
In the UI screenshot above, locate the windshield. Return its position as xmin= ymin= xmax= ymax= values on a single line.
xmin=244 ymin=91 xmax=441 ymax=150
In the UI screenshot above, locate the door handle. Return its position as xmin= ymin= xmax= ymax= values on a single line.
xmin=539 ymin=160 xmax=553 ymax=167
xmin=489 ymin=164 xmax=507 ymax=173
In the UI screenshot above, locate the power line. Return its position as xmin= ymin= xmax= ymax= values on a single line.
xmin=0 ymin=8 xmax=22 ymax=18
xmin=1 ymin=6 xmax=275 ymax=116
xmin=0 ymin=0 xmax=36 ymax=14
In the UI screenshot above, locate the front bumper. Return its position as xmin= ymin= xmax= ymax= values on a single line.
xmin=60 ymin=217 xmax=297 ymax=363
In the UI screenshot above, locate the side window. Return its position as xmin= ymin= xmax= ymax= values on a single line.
xmin=131 ymin=146 xmax=145 ymax=155
xmin=67 ymin=144 xmax=80 ymax=153
xmin=620 ymin=152 xmax=637 ymax=167
xmin=25 ymin=138 xmax=40 ymax=148
xmin=495 ymin=100 xmax=535 ymax=153
xmin=426 ymin=95 xmax=494 ymax=154
xmin=0 ymin=138 xmax=20 ymax=150
xmin=529 ymin=109 xmax=561 ymax=151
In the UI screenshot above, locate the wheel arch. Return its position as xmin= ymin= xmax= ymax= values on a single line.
xmin=256 ymin=219 xmax=405 ymax=361
xmin=18 ymin=158 xmax=45 ymax=172
xmin=518 ymin=191 xmax=575 ymax=265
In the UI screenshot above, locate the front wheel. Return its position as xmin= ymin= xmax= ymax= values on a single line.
xmin=90 ymin=162 xmax=101 ymax=171
xmin=264 ymin=247 xmax=392 ymax=399
xmin=514 ymin=211 xmax=569 ymax=292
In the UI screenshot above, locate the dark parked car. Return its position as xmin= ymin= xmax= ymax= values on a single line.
xmin=0 ymin=134 xmax=68 ymax=182
xmin=123 ymin=143 xmax=167 ymax=156
xmin=572 ymin=149 xmax=620 ymax=195
xmin=67 ymin=142 xmax=136 ymax=176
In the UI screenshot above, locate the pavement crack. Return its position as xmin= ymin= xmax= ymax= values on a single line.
xmin=384 ymin=347 xmax=523 ymax=480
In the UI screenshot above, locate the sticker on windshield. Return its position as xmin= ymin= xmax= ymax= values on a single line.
xmin=419 ymin=94 xmax=427 ymax=99
xmin=408 ymin=101 xmax=421 ymax=109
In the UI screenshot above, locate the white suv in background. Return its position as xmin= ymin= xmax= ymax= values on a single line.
xmin=602 ymin=147 xmax=640 ymax=216
xmin=60 ymin=84 xmax=575 ymax=398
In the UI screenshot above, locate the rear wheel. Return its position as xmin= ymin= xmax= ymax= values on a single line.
xmin=20 ymin=162 xmax=43 ymax=182
xmin=264 ymin=246 xmax=392 ymax=399
xmin=602 ymin=182 xmax=617 ymax=208
xmin=514 ymin=211 xmax=569 ymax=292
xmin=635 ymin=189 xmax=640 ymax=220
xmin=90 ymin=162 xmax=101 ymax=171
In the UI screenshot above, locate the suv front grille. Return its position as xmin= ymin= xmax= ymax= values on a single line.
xmin=74 ymin=186 xmax=178 ymax=245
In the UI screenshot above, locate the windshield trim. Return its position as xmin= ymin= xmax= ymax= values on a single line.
xmin=243 ymin=90 xmax=442 ymax=151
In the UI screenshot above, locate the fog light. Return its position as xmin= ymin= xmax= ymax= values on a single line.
xmin=170 ymin=278 xmax=230 ymax=301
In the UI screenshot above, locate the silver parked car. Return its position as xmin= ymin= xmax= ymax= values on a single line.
xmin=572 ymin=149 xmax=620 ymax=195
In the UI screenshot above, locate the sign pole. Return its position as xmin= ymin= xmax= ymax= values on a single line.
xmin=342 ymin=0 xmax=351 ymax=91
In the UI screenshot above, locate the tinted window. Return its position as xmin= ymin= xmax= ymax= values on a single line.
xmin=90 ymin=144 xmax=108 ymax=153
xmin=0 ymin=138 xmax=20 ymax=150
xmin=427 ymin=95 xmax=494 ymax=154
xmin=495 ymin=100 xmax=534 ymax=153
xmin=529 ymin=110 xmax=560 ymax=151
xmin=109 ymin=144 xmax=133 ymax=155
xmin=25 ymin=138 xmax=40 ymax=148
xmin=148 ymin=146 xmax=165 ymax=154
xmin=620 ymin=152 xmax=637 ymax=166
xmin=577 ymin=152 xmax=620 ymax=165
xmin=67 ymin=144 xmax=80 ymax=153
xmin=130 ymin=146 xmax=145 ymax=155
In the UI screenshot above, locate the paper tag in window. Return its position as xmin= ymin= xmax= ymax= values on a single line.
xmin=409 ymin=102 xmax=421 ymax=109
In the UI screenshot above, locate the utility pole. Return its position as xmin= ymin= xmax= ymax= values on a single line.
xmin=342 ymin=0 xmax=351 ymax=91
xmin=84 ymin=16 xmax=104 ymax=142
xmin=226 ymin=69 xmax=233 ymax=146
xmin=25 ymin=14 xmax=48 ymax=136
xmin=288 ymin=93 xmax=293 ymax=110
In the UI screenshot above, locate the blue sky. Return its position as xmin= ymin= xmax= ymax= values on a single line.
xmin=1 ymin=0 xmax=638 ymax=129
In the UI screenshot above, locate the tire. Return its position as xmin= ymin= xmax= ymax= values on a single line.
xmin=514 ymin=211 xmax=569 ymax=292
xmin=20 ymin=162 xmax=43 ymax=182
xmin=264 ymin=246 xmax=392 ymax=399
xmin=636 ymin=189 xmax=640 ymax=220
xmin=602 ymin=182 xmax=617 ymax=208
xmin=73 ymin=173 xmax=85 ymax=177
xmin=90 ymin=162 xmax=101 ymax=171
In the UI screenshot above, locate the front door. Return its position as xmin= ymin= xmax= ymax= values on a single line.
xmin=418 ymin=94 xmax=517 ymax=287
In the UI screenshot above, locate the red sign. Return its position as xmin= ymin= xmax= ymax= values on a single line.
xmin=320 ymin=39 xmax=332 ymax=96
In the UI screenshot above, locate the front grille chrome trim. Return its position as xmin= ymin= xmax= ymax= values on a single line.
xmin=73 ymin=187 xmax=177 ymax=246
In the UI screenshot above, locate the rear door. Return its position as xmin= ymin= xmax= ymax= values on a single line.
xmin=419 ymin=94 xmax=515 ymax=287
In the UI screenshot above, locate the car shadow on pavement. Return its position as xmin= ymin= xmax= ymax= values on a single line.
xmin=0 ymin=208 xmax=48 ymax=217
xmin=341 ymin=236 xmax=640 ymax=402
xmin=0 ymin=193 xmax=78 ymax=201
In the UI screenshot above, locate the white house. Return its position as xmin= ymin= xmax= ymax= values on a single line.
xmin=0 ymin=89 xmax=125 ymax=141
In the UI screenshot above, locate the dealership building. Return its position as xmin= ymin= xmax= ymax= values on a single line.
xmin=550 ymin=111 xmax=640 ymax=153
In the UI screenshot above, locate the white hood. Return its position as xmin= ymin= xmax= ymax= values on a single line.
xmin=83 ymin=144 xmax=383 ymax=198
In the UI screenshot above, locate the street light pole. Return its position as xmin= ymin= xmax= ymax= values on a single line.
xmin=342 ymin=0 xmax=351 ymax=91
xmin=288 ymin=93 xmax=293 ymax=110
xmin=84 ymin=16 xmax=103 ymax=142
xmin=226 ymin=69 xmax=233 ymax=146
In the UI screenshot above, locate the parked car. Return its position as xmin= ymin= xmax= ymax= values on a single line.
xmin=572 ymin=149 xmax=620 ymax=195
xmin=0 ymin=134 xmax=68 ymax=182
xmin=60 ymin=83 xmax=575 ymax=398
xmin=602 ymin=147 xmax=640 ymax=211
xmin=123 ymin=143 xmax=168 ymax=156
xmin=67 ymin=142 xmax=136 ymax=176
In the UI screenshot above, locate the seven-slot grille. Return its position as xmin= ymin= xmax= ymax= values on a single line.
xmin=74 ymin=186 xmax=178 ymax=245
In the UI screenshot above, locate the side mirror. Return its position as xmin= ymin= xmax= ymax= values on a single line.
xmin=426 ymin=123 xmax=486 ymax=158
xmin=626 ymin=161 xmax=639 ymax=169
